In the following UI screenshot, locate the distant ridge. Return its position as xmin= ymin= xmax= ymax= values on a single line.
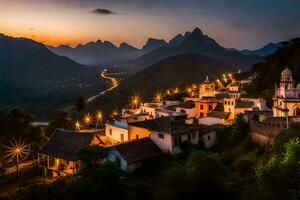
xmin=47 ymin=27 xmax=263 ymax=69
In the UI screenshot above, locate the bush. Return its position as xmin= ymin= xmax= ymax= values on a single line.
xmin=235 ymin=159 xmax=255 ymax=176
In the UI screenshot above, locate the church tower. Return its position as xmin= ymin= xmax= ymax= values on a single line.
xmin=273 ymin=67 xmax=300 ymax=117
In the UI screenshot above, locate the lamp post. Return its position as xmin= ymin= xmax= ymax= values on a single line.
xmin=95 ymin=111 xmax=103 ymax=132
xmin=75 ymin=121 xmax=80 ymax=131
xmin=4 ymin=139 xmax=30 ymax=175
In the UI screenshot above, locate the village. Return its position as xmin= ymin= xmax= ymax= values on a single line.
xmin=32 ymin=67 xmax=300 ymax=176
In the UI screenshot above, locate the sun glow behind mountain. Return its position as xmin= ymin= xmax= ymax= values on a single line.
xmin=0 ymin=0 xmax=300 ymax=49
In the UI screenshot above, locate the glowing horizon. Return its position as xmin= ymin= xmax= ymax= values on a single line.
xmin=1 ymin=0 xmax=300 ymax=50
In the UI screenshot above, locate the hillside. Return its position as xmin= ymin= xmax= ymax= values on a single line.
xmin=48 ymin=40 xmax=143 ymax=66
xmin=0 ymin=34 xmax=105 ymax=118
xmin=241 ymin=42 xmax=282 ymax=56
xmin=244 ymin=38 xmax=300 ymax=105
xmin=88 ymin=53 xmax=232 ymax=113
xmin=120 ymin=28 xmax=262 ymax=75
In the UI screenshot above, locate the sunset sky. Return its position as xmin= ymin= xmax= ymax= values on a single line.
xmin=0 ymin=0 xmax=299 ymax=49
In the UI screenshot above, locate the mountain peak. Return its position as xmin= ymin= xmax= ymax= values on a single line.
xmin=103 ymin=41 xmax=116 ymax=48
xmin=96 ymin=39 xmax=102 ymax=44
xmin=142 ymin=38 xmax=168 ymax=52
xmin=191 ymin=27 xmax=204 ymax=36
xmin=119 ymin=42 xmax=135 ymax=49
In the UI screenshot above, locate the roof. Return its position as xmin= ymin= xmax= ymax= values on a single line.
xmin=214 ymin=103 xmax=224 ymax=112
xmin=235 ymin=101 xmax=254 ymax=108
xmin=128 ymin=116 xmax=174 ymax=130
xmin=106 ymin=120 xmax=128 ymax=130
xmin=177 ymin=100 xmax=195 ymax=109
xmin=113 ymin=138 xmax=161 ymax=164
xmin=207 ymin=111 xmax=230 ymax=119
xmin=40 ymin=129 xmax=96 ymax=161
xmin=129 ymin=116 xmax=211 ymax=135
xmin=281 ymin=67 xmax=292 ymax=76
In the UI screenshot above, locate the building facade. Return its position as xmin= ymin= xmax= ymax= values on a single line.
xmin=273 ymin=67 xmax=300 ymax=117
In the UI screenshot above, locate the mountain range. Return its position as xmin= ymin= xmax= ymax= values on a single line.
xmin=118 ymin=28 xmax=263 ymax=75
xmin=48 ymin=28 xmax=275 ymax=72
xmin=240 ymin=42 xmax=283 ymax=56
xmin=0 ymin=34 xmax=105 ymax=117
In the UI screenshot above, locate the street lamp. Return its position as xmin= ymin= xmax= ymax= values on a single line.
xmin=130 ymin=95 xmax=140 ymax=109
xmin=154 ymin=92 xmax=163 ymax=102
xmin=75 ymin=121 xmax=80 ymax=131
xmin=84 ymin=113 xmax=92 ymax=127
xmin=95 ymin=111 xmax=103 ymax=131
xmin=4 ymin=138 xmax=30 ymax=175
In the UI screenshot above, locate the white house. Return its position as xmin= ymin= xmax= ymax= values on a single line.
xmin=198 ymin=111 xmax=230 ymax=125
xmin=105 ymin=120 xmax=128 ymax=144
xmin=106 ymin=138 xmax=161 ymax=173
xmin=175 ymin=101 xmax=196 ymax=119
xmin=149 ymin=120 xmax=217 ymax=154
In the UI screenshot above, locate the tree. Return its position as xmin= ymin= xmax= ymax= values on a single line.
xmin=47 ymin=111 xmax=74 ymax=133
xmin=75 ymin=97 xmax=85 ymax=121
xmin=274 ymin=123 xmax=300 ymax=155
xmin=77 ymin=146 xmax=107 ymax=176
xmin=0 ymin=107 xmax=36 ymax=138
xmin=229 ymin=114 xmax=249 ymax=144
xmin=252 ymin=138 xmax=300 ymax=199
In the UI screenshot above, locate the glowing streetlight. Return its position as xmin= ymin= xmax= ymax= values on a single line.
xmin=174 ymin=88 xmax=179 ymax=94
xmin=154 ymin=92 xmax=163 ymax=102
xmin=95 ymin=111 xmax=103 ymax=131
xmin=4 ymin=138 xmax=30 ymax=175
xmin=112 ymin=110 xmax=118 ymax=116
xmin=130 ymin=95 xmax=141 ymax=108
xmin=166 ymin=90 xmax=171 ymax=95
xmin=75 ymin=121 xmax=80 ymax=130
xmin=97 ymin=112 xmax=102 ymax=120
xmin=84 ymin=113 xmax=92 ymax=127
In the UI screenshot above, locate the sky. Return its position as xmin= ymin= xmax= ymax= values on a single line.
xmin=0 ymin=0 xmax=300 ymax=50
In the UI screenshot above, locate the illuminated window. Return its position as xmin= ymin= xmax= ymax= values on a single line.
xmin=109 ymin=129 xmax=112 ymax=135
xmin=121 ymin=134 xmax=124 ymax=141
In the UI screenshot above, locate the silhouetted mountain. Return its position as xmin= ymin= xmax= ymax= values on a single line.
xmin=48 ymin=40 xmax=143 ymax=66
xmin=142 ymin=38 xmax=168 ymax=52
xmin=241 ymin=42 xmax=283 ymax=56
xmin=0 ymin=34 xmax=105 ymax=117
xmin=88 ymin=53 xmax=232 ymax=112
xmin=244 ymin=38 xmax=298 ymax=105
xmin=120 ymin=27 xmax=262 ymax=75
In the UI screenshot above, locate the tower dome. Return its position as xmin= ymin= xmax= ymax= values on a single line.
xmin=281 ymin=67 xmax=292 ymax=77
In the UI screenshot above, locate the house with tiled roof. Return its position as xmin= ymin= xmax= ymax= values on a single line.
xmin=127 ymin=116 xmax=216 ymax=154
xmin=107 ymin=138 xmax=162 ymax=173
xmin=38 ymin=129 xmax=102 ymax=176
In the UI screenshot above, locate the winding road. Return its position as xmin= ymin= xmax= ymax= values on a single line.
xmin=86 ymin=68 xmax=118 ymax=103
